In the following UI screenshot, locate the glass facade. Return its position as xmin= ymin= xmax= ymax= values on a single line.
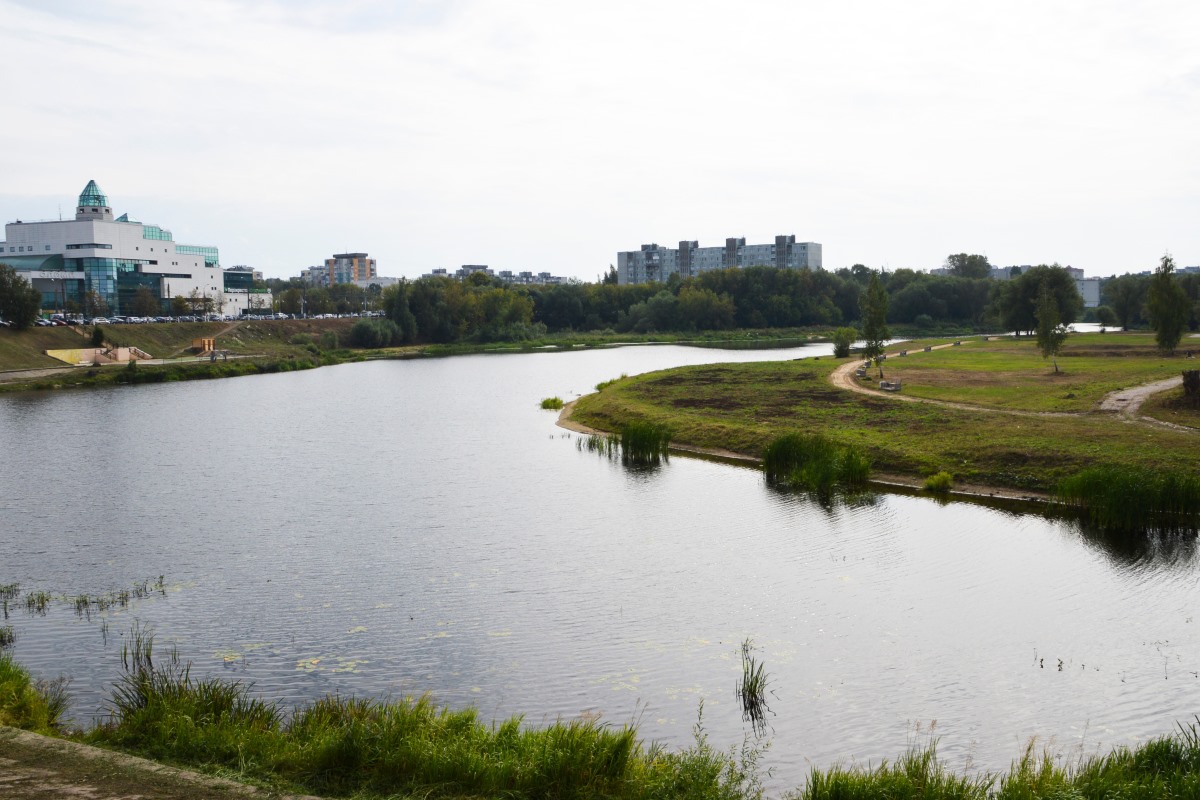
xmin=69 ymin=257 xmax=147 ymax=313
xmin=142 ymin=225 xmax=174 ymax=242
xmin=176 ymin=244 xmax=220 ymax=269
xmin=78 ymin=180 xmax=108 ymax=208
xmin=223 ymin=270 xmax=255 ymax=291
xmin=117 ymin=270 xmax=164 ymax=314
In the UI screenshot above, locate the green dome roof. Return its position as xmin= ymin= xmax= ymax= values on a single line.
xmin=78 ymin=180 xmax=108 ymax=208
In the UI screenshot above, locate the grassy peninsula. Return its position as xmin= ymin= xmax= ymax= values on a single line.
xmin=569 ymin=332 xmax=1200 ymax=494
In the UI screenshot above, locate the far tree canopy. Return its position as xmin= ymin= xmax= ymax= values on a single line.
xmin=0 ymin=263 xmax=43 ymax=329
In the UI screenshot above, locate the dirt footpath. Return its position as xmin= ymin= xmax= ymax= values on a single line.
xmin=0 ymin=727 xmax=317 ymax=800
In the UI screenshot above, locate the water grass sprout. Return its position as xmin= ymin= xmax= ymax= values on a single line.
xmin=736 ymin=638 xmax=772 ymax=738
xmin=540 ymin=396 xmax=565 ymax=409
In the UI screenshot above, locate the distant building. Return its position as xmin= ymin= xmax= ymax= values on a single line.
xmin=618 ymin=235 xmax=821 ymax=284
xmin=418 ymin=265 xmax=569 ymax=285
xmin=324 ymin=252 xmax=377 ymax=284
xmin=0 ymin=180 xmax=228 ymax=314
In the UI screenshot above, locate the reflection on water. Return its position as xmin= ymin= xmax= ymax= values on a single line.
xmin=1 ymin=343 xmax=1199 ymax=792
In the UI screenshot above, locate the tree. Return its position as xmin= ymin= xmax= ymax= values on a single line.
xmin=1102 ymin=274 xmax=1149 ymax=331
xmin=277 ymin=287 xmax=303 ymax=315
xmin=81 ymin=291 xmax=108 ymax=318
xmin=992 ymin=265 xmax=1082 ymax=335
xmin=1147 ymin=254 xmax=1190 ymax=354
xmin=601 ymin=265 xmax=618 ymax=285
xmin=945 ymin=253 xmax=992 ymax=279
xmin=1095 ymin=306 xmax=1117 ymax=327
xmin=131 ymin=286 xmax=161 ymax=317
xmin=859 ymin=272 xmax=890 ymax=375
xmin=831 ymin=327 xmax=857 ymax=358
xmin=1035 ymin=283 xmax=1069 ymax=372
xmin=0 ymin=263 xmax=43 ymax=329
xmin=170 ymin=295 xmax=189 ymax=317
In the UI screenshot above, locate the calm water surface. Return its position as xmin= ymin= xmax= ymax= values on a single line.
xmin=1 ymin=343 xmax=1197 ymax=792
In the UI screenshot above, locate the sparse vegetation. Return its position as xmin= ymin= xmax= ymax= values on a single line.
xmin=924 ymin=471 xmax=954 ymax=493
xmin=541 ymin=396 xmax=565 ymax=409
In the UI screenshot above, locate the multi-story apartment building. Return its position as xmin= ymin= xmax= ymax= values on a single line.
xmin=325 ymin=252 xmax=377 ymax=284
xmin=618 ymin=235 xmax=822 ymax=285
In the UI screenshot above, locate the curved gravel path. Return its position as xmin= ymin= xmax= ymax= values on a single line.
xmin=829 ymin=339 xmax=1189 ymax=430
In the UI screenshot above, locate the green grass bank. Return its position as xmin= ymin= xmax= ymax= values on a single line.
xmin=569 ymin=333 xmax=1200 ymax=494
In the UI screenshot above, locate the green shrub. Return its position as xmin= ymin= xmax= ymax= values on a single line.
xmin=319 ymin=331 xmax=339 ymax=350
xmin=831 ymin=327 xmax=857 ymax=359
xmin=924 ymin=471 xmax=954 ymax=493
xmin=541 ymin=396 xmax=565 ymax=410
xmin=289 ymin=333 xmax=314 ymax=346
xmin=0 ymin=652 xmax=68 ymax=734
xmin=90 ymin=325 xmax=105 ymax=347
xmin=349 ymin=319 xmax=403 ymax=349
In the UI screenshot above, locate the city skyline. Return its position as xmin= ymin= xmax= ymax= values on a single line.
xmin=1 ymin=0 xmax=1198 ymax=281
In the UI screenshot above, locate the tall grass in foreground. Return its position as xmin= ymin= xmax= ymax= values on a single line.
xmin=0 ymin=652 xmax=69 ymax=734
xmin=763 ymin=433 xmax=870 ymax=495
xmin=578 ymin=421 xmax=673 ymax=467
xmin=1056 ymin=465 xmax=1200 ymax=533
xmin=796 ymin=720 xmax=1200 ymax=799
xmin=86 ymin=628 xmax=759 ymax=800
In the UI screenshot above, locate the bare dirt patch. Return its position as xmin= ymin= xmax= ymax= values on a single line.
xmin=0 ymin=727 xmax=315 ymax=799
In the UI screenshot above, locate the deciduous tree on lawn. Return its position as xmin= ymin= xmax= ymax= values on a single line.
xmin=1147 ymin=254 xmax=1190 ymax=355
xmin=859 ymin=272 xmax=890 ymax=376
xmin=1035 ymin=283 xmax=1069 ymax=372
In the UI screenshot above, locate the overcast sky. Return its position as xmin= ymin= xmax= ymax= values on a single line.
xmin=2 ymin=0 xmax=1198 ymax=281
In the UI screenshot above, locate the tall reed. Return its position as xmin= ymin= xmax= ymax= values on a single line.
xmin=736 ymin=639 xmax=771 ymax=737
xmin=762 ymin=433 xmax=871 ymax=494
xmin=1057 ymin=465 xmax=1200 ymax=533
xmin=577 ymin=422 xmax=672 ymax=467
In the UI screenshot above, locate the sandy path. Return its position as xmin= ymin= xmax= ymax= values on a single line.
xmin=830 ymin=340 xmax=1190 ymax=429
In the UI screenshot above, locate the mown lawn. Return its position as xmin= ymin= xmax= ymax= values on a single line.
xmin=873 ymin=333 xmax=1186 ymax=412
xmin=571 ymin=342 xmax=1200 ymax=493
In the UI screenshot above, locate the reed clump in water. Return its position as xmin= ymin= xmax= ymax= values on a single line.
xmin=762 ymin=433 xmax=870 ymax=494
xmin=1057 ymin=465 xmax=1200 ymax=533
xmin=540 ymin=396 xmax=565 ymax=410
xmin=735 ymin=639 xmax=771 ymax=738
xmin=577 ymin=422 xmax=672 ymax=467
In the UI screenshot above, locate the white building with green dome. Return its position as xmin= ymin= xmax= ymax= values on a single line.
xmin=0 ymin=180 xmax=259 ymax=315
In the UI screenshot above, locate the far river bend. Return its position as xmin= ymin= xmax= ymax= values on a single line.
xmin=1 ymin=341 xmax=1197 ymax=793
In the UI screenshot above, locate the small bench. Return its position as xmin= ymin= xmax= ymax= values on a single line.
xmin=924 ymin=346 xmax=932 ymax=352
xmin=855 ymin=368 xmax=867 ymax=378
xmin=899 ymin=350 xmax=908 ymax=357
xmin=880 ymin=380 xmax=902 ymax=392
xmin=953 ymin=340 xmax=962 ymax=346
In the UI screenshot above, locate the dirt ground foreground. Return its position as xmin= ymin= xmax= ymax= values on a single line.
xmin=0 ymin=727 xmax=317 ymax=800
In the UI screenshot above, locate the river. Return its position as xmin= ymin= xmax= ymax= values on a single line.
xmin=1 ymin=342 xmax=1197 ymax=792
